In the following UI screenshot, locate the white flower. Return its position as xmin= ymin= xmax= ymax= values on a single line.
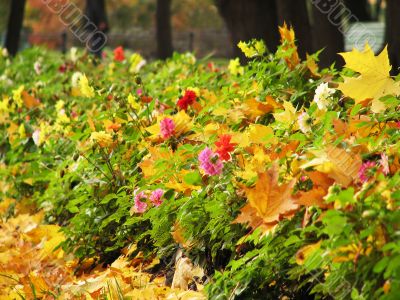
xmin=313 ymin=83 xmax=335 ymax=110
xmin=71 ymin=72 xmax=83 ymax=88
xmin=298 ymin=112 xmax=311 ymax=133
xmin=70 ymin=47 xmax=78 ymax=62
xmin=32 ymin=129 xmax=41 ymax=146
xmin=135 ymin=59 xmax=146 ymax=72
xmin=1 ymin=48 xmax=8 ymax=57
xmin=0 ymin=74 xmax=13 ymax=86
xmin=34 ymin=61 xmax=41 ymax=75
xmin=379 ymin=153 xmax=390 ymax=175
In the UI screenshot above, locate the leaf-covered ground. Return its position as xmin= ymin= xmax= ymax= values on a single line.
xmin=0 ymin=199 xmax=205 ymax=299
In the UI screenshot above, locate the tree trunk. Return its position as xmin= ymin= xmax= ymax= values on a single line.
xmin=311 ymin=0 xmax=344 ymax=68
xmin=275 ymin=0 xmax=312 ymax=58
xmin=156 ymin=0 xmax=173 ymax=59
xmin=215 ymin=0 xmax=279 ymax=59
xmin=4 ymin=0 xmax=26 ymax=56
xmin=85 ymin=0 xmax=109 ymax=31
xmin=343 ymin=0 xmax=371 ymax=22
xmin=385 ymin=0 xmax=400 ymax=74
xmin=85 ymin=0 xmax=109 ymax=57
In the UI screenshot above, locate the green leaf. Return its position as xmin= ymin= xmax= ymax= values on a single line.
xmin=373 ymin=256 xmax=389 ymax=273
xmin=183 ymin=171 xmax=202 ymax=185
xmin=101 ymin=193 xmax=117 ymax=204
xmin=322 ymin=211 xmax=347 ymax=237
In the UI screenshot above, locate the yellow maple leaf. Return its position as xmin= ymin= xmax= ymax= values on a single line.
xmin=273 ymin=101 xmax=297 ymax=127
xmin=79 ymin=74 xmax=95 ymax=98
xmin=306 ymin=54 xmax=320 ymax=77
xmin=248 ymin=124 xmax=278 ymax=145
xmin=338 ymin=44 xmax=400 ymax=112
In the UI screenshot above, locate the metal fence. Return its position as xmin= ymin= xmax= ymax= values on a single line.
xmin=1 ymin=28 xmax=233 ymax=58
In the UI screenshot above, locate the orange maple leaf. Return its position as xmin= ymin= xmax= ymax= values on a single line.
xmin=294 ymin=171 xmax=334 ymax=208
xmin=235 ymin=164 xmax=299 ymax=232
xmin=22 ymin=91 xmax=41 ymax=109
xmin=279 ymin=23 xmax=300 ymax=69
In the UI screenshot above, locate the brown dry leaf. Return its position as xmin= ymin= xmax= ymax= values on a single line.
xmin=235 ymin=164 xmax=299 ymax=232
xmin=308 ymin=171 xmax=335 ymax=190
xmin=172 ymin=250 xmax=204 ymax=291
xmin=303 ymin=146 xmax=363 ymax=187
xmin=325 ymin=145 xmax=362 ymax=186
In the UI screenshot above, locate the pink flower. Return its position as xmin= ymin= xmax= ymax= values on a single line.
xmin=134 ymin=191 xmax=148 ymax=213
xmin=358 ymin=161 xmax=377 ymax=183
xmin=379 ymin=153 xmax=390 ymax=175
xmin=198 ymin=147 xmax=223 ymax=176
xmin=150 ymin=189 xmax=164 ymax=207
xmin=160 ymin=118 xmax=175 ymax=139
xmin=137 ymin=89 xmax=143 ymax=95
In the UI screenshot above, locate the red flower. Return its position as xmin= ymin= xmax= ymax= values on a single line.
xmin=177 ymin=90 xmax=197 ymax=111
xmin=215 ymin=134 xmax=236 ymax=161
xmin=140 ymin=95 xmax=153 ymax=103
xmin=58 ymin=64 xmax=67 ymax=73
xmin=113 ymin=46 xmax=125 ymax=62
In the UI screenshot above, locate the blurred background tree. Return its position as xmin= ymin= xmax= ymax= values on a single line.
xmin=385 ymin=0 xmax=400 ymax=72
xmin=4 ymin=0 xmax=26 ymax=56
xmin=1 ymin=0 xmax=398 ymax=72
xmin=156 ymin=0 xmax=173 ymax=59
xmin=344 ymin=0 xmax=372 ymax=22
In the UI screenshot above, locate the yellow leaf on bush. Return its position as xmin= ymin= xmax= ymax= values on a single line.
xmin=248 ymin=124 xmax=278 ymax=145
xmin=338 ymin=44 xmax=400 ymax=112
xmin=306 ymin=54 xmax=320 ymax=77
xmin=296 ymin=241 xmax=322 ymax=265
xmin=173 ymin=110 xmax=193 ymax=136
xmin=243 ymin=98 xmax=274 ymax=119
xmin=273 ymin=101 xmax=297 ymax=127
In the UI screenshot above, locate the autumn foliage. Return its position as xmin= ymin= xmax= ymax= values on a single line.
xmin=1 ymin=26 xmax=400 ymax=299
